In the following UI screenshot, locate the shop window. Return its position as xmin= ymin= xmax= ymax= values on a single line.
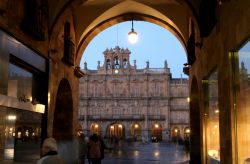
xmin=0 ymin=107 xmax=42 ymax=161
xmin=8 ymin=63 xmax=33 ymax=101
xmin=204 ymin=71 xmax=220 ymax=162
xmin=235 ymin=41 xmax=250 ymax=164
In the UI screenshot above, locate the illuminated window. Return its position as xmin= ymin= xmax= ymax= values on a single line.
xmin=235 ymin=41 xmax=250 ymax=163
xmin=8 ymin=63 xmax=33 ymax=99
xmin=204 ymin=71 xmax=220 ymax=161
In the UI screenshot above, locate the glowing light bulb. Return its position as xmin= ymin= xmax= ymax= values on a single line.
xmin=128 ymin=30 xmax=138 ymax=44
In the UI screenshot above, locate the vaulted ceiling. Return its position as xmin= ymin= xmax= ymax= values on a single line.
xmin=48 ymin=1 xmax=199 ymax=42
xmin=46 ymin=0 xmax=218 ymax=65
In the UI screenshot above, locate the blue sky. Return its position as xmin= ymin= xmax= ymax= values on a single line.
xmin=80 ymin=21 xmax=188 ymax=78
xmin=239 ymin=41 xmax=250 ymax=71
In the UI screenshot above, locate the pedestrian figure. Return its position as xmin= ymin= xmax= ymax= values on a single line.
xmin=77 ymin=131 xmax=86 ymax=164
xmin=86 ymin=137 xmax=91 ymax=164
xmin=99 ymin=137 xmax=107 ymax=164
xmin=37 ymin=137 xmax=66 ymax=164
xmin=88 ymin=134 xmax=101 ymax=164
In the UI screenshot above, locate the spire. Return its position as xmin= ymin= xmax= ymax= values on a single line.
xmin=84 ymin=62 xmax=87 ymax=70
xmin=164 ymin=60 xmax=168 ymax=69
xmin=97 ymin=61 xmax=100 ymax=69
xmin=146 ymin=60 xmax=149 ymax=69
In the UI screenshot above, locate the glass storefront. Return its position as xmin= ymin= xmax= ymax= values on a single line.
xmin=0 ymin=107 xmax=42 ymax=162
xmin=204 ymin=71 xmax=220 ymax=163
xmin=8 ymin=63 xmax=33 ymax=100
xmin=235 ymin=41 xmax=250 ymax=164
xmin=0 ymin=30 xmax=47 ymax=162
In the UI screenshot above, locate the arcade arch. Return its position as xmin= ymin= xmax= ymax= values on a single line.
xmin=90 ymin=123 xmax=101 ymax=135
xmin=53 ymin=79 xmax=73 ymax=140
xmin=131 ymin=123 xmax=142 ymax=139
xmin=108 ymin=123 xmax=125 ymax=139
xmin=151 ymin=123 xmax=162 ymax=141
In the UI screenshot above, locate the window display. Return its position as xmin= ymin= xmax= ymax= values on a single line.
xmin=236 ymin=41 xmax=250 ymax=164
xmin=204 ymin=71 xmax=220 ymax=162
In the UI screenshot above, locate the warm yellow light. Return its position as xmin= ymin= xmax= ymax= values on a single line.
xmin=155 ymin=124 xmax=159 ymax=128
xmin=35 ymin=104 xmax=45 ymax=113
xmin=185 ymin=129 xmax=190 ymax=133
xmin=17 ymin=132 xmax=21 ymax=138
xmin=111 ymin=126 xmax=114 ymax=129
xmin=174 ymin=129 xmax=178 ymax=133
xmin=215 ymin=109 xmax=219 ymax=113
xmin=95 ymin=124 xmax=99 ymax=128
xmin=187 ymin=97 xmax=190 ymax=102
xmin=134 ymin=124 xmax=139 ymax=128
xmin=48 ymin=92 xmax=51 ymax=105
xmin=208 ymin=149 xmax=219 ymax=159
xmin=154 ymin=152 xmax=160 ymax=157
xmin=114 ymin=69 xmax=119 ymax=74
xmin=118 ymin=124 xmax=122 ymax=128
xmin=8 ymin=115 xmax=16 ymax=121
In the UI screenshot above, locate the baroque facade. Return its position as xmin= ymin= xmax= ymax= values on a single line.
xmin=1 ymin=0 xmax=250 ymax=163
xmin=78 ymin=46 xmax=189 ymax=141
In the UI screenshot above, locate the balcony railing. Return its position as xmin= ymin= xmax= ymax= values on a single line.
xmin=78 ymin=114 xmax=166 ymax=121
xmin=148 ymin=115 xmax=165 ymax=120
xmin=170 ymin=105 xmax=189 ymax=110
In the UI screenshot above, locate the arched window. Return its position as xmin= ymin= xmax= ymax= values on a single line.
xmin=114 ymin=57 xmax=120 ymax=69
xmin=106 ymin=59 xmax=111 ymax=69
xmin=123 ymin=59 xmax=128 ymax=69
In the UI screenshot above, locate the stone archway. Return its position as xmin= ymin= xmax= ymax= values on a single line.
xmin=108 ymin=123 xmax=125 ymax=139
xmin=189 ymin=77 xmax=201 ymax=164
xmin=53 ymin=79 xmax=73 ymax=140
xmin=151 ymin=123 xmax=162 ymax=142
xmin=131 ymin=123 xmax=142 ymax=139
xmin=90 ymin=123 xmax=101 ymax=136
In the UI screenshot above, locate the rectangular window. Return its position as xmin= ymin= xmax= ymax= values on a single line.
xmin=235 ymin=41 xmax=250 ymax=164
xmin=204 ymin=71 xmax=220 ymax=162
xmin=8 ymin=63 xmax=33 ymax=100
xmin=0 ymin=107 xmax=42 ymax=161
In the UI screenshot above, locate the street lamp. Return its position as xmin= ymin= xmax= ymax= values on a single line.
xmin=154 ymin=124 xmax=159 ymax=128
xmin=128 ymin=19 xmax=138 ymax=44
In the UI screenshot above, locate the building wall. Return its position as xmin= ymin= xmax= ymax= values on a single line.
xmin=78 ymin=47 xmax=189 ymax=141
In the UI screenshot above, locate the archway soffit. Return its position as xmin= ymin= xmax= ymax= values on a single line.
xmin=76 ymin=13 xmax=187 ymax=63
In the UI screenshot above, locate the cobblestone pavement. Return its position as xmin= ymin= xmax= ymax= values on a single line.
xmin=3 ymin=141 xmax=190 ymax=164
xmin=95 ymin=141 xmax=190 ymax=164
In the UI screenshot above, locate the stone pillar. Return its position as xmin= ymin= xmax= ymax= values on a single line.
xmin=144 ymin=114 xmax=148 ymax=141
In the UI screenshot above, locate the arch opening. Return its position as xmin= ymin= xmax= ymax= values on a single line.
xmin=107 ymin=123 xmax=125 ymax=139
xmin=53 ymin=79 xmax=73 ymax=140
xmin=76 ymin=14 xmax=187 ymax=66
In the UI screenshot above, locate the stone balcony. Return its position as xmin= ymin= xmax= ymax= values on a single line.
xmin=78 ymin=114 xmax=166 ymax=121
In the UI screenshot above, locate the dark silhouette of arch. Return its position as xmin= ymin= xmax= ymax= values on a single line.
xmin=53 ymin=79 xmax=73 ymax=140
xmin=189 ymin=77 xmax=201 ymax=164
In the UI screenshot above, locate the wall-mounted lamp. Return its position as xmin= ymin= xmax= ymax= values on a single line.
xmin=183 ymin=63 xmax=190 ymax=75
xmin=128 ymin=19 xmax=138 ymax=44
xmin=35 ymin=104 xmax=45 ymax=113
xmin=74 ymin=66 xmax=85 ymax=78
